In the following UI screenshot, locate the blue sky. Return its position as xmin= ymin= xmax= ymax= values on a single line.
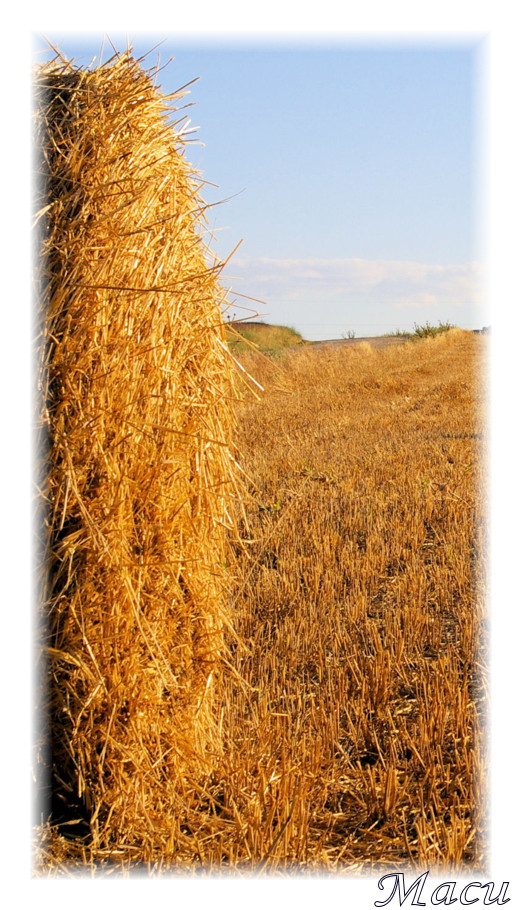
xmin=34 ymin=33 xmax=485 ymax=339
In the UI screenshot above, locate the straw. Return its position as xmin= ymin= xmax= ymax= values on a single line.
xmin=34 ymin=49 xmax=244 ymax=855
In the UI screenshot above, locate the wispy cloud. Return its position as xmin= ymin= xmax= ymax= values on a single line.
xmin=223 ymin=257 xmax=483 ymax=310
xmin=219 ymin=257 xmax=485 ymax=338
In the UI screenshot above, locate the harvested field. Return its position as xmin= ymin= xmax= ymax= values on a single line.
xmin=36 ymin=328 xmax=488 ymax=874
xmin=218 ymin=328 xmax=488 ymax=874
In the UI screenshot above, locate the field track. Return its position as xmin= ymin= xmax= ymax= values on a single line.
xmin=310 ymin=335 xmax=410 ymax=350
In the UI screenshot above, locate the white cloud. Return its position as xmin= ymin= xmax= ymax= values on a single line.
xmin=224 ymin=257 xmax=483 ymax=310
xmin=219 ymin=257 xmax=485 ymax=338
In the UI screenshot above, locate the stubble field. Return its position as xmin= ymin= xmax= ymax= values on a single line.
xmin=213 ymin=328 xmax=488 ymax=873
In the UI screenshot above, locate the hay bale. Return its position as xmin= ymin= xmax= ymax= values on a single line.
xmin=34 ymin=50 xmax=243 ymax=852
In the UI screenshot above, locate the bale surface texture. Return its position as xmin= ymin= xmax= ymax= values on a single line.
xmin=34 ymin=52 xmax=242 ymax=852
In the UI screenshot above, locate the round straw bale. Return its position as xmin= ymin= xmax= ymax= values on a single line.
xmin=34 ymin=51 xmax=244 ymax=852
